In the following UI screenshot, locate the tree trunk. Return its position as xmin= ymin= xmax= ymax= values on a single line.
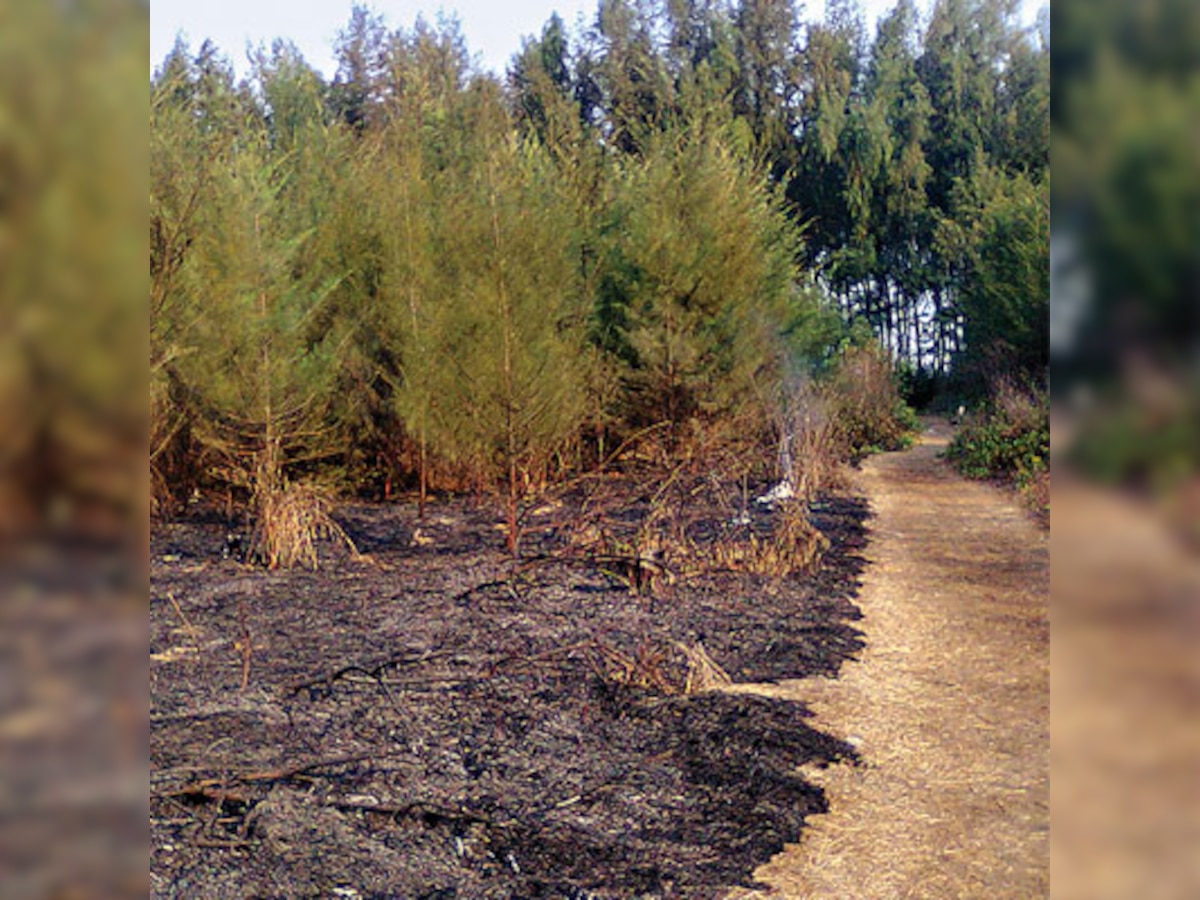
xmin=489 ymin=172 xmax=520 ymax=557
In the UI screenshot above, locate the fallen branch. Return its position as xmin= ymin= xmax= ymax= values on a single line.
xmin=158 ymin=752 xmax=379 ymax=800
xmin=287 ymin=650 xmax=458 ymax=697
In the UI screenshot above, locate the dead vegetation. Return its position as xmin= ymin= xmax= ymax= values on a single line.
xmin=587 ymin=639 xmax=733 ymax=697
xmin=824 ymin=344 xmax=919 ymax=460
xmin=779 ymin=377 xmax=846 ymax=504
xmin=678 ymin=641 xmax=734 ymax=694
xmin=712 ymin=502 xmax=831 ymax=577
xmin=148 ymin=385 xmax=895 ymax=897
xmin=248 ymin=481 xmax=359 ymax=570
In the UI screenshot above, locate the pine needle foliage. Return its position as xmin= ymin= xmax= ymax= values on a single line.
xmin=431 ymin=135 xmax=591 ymax=551
xmin=607 ymin=127 xmax=801 ymax=434
xmin=362 ymin=123 xmax=443 ymax=514
xmin=162 ymin=61 xmax=355 ymax=562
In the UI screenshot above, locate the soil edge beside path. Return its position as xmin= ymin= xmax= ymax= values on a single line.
xmin=729 ymin=420 xmax=1049 ymax=898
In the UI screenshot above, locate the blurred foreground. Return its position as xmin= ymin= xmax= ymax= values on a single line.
xmin=1052 ymin=0 xmax=1200 ymax=895
xmin=1052 ymin=459 xmax=1200 ymax=897
xmin=0 ymin=2 xmax=148 ymax=897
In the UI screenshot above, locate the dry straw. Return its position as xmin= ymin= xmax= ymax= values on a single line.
xmin=250 ymin=482 xmax=359 ymax=569
xmin=590 ymin=639 xmax=733 ymax=696
xmin=678 ymin=641 xmax=732 ymax=694
xmin=713 ymin=502 xmax=830 ymax=577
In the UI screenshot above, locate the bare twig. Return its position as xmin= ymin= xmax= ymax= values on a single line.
xmin=286 ymin=650 xmax=458 ymax=697
xmin=167 ymin=592 xmax=200 ymax=640
xmin=159 ymin=752 xmax=380 ymax=801
xmin=236 ymin=594 xmax=252 ymax=692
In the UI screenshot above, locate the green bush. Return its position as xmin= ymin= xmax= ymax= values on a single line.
xmin=946 ymin=382 xmax=1048 ymax=488
xmin=1069 ymin=400 xmax=1200 ymax=494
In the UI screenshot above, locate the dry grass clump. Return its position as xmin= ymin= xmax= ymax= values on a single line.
xmin=785 ymin=379 xmax=845 ymax=502
xmin=249 ymin=481 xmax=359 ymax=570
xmin=591 ymin=641 xmax=678 ymax=694
xmin=590 ymin=640 xmax=733 ymax=696
xmin=714 ymin=502 xmax=830 ymax=577
xmin=678 ymin=641 xmax=732 ymax=694
xmin=773 ymin=500 xmax=832 ymax=570
xmin=993 ymin=375 xmax=1046 ymax=434
xmin=825 ymin=344 xmax=917 ymax=458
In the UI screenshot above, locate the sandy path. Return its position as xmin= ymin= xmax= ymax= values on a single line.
xmin=729 ymin=421 xmax=1049 ymax=898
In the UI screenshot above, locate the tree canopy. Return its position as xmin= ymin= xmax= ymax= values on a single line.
xmin=152 ymin=0 xmax=1048 ymax=528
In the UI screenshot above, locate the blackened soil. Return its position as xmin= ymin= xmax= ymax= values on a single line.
xmin=151 ymin=474 xmax=868 ymax=899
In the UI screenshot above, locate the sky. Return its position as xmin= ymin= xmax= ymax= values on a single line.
xmin=151 ymin=0 xmax=602 ymax=79
xmin=150 ymin=0 xmax=1044 ymax=81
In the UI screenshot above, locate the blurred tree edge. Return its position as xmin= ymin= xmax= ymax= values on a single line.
xmin=1 ymin=1 xmax=147 ymax=587
xmin=1053 ymin=0 xmax=1200 ymax=522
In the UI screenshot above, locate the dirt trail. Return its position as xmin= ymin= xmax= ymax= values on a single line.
xmin=729 ymin=421 xmax=1049 ymax=898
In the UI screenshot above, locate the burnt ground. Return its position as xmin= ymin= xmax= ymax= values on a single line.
xmin=150 ymin=469 xmax=869 ymax=899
